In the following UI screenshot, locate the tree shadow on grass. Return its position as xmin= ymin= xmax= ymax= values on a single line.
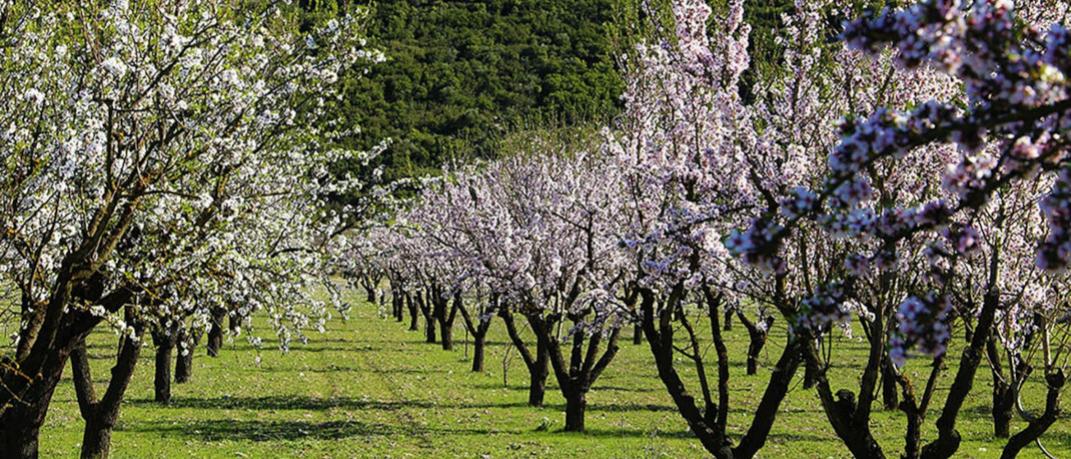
xmin=468 ymin=382 xmax=659 ymax=394
xmin=127 ymin=396 xmax=439 ymax=411
xmin=249 ymin=365 xmax=447 ymax=375
xmin=123 ymin=419 xmax=409 ymax=442
xmin=123 ymin=418 xmax=710 ymax=442
xmin=126 ymin=395 xmax=690 ymax=414
xmin=764 ymin=431 xmax=836 ymax=443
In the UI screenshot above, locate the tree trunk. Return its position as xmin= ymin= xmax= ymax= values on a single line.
xmin=406 ymin=293 xmax=419 ymax=331
xmin=803 ymin=357 xmax=818 ymax=389
xmin=881 ymin=355 xmax=899 ymax=410
xmin=175 ymin=348 xmax=193 ymax=384
xmin=70 ymin=313 xmax=142 ymax=459
xmin=637 ymin=291 xmax=726 ymax=456
xmin=207 ymin=309 xmax=226 ymax=357
xmin=921 ymin=289 xmax=1001 ymax=459
xmin=228 ymin=313 xmax=241 ymax=334
xmin=733 ymin=337 xmax=803 ymax=458
xmin=392 ymin=291 xmax=404 ymax=322
xmin=153 ymin=333 xmax=175 ymax=404
xmin=364 ymin=286 xmax=376 ymax=303
xmin=0 ymin=336 xmax=78 ymax=458
xmin=723 ymin=307 xmax=733 ymax=331
xmin=738 ymin=311 xmax=771 ymax=376
xmin=632 ymin=322 xmax=642 ymax=345
xmin=80 ymin=416 xmax=114 ymax=459
xmin=472 ymin=333 xmax=486 ymax=372
xmin=991 ymin=378 xmax=1014 ymax=438
xmin=424 ymin=315 xmax=437 ymax=343
xmin=985 ymin=337 xmax=1014 ymax=438
xmin=1000 ymin=371 xmax=1064 ymax=459
xmin=175 ymin=326 xmax=201 ymax=384
xmin=440 ymin=320 xmax=453 ymax=350
xmin=0 ymin=411 xmax=44 ymax=459
xmin=564 ymin=389 xmax=587 ymax=432
xmin=528 ymin=361 xmax=547 ymax=407
xmin=744 ymin=327 xmax=767 ymax=376
xmin=500 ymin=308 xmax=548 ymax=407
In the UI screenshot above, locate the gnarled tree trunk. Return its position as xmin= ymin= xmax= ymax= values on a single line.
xmin=70 ymin=314 xmax=143 ymax=459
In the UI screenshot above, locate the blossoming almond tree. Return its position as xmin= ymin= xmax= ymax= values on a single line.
xmin=728 ymin=1 xmax=1071 ymax=457
xmin=0 ymin=1 xmax=381 ymax=456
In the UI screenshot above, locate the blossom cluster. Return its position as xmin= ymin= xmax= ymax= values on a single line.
xmin=889 ymin=293 xmax=953 ymax=366
xmin=0 ymin=0 xmax=384 ymax=356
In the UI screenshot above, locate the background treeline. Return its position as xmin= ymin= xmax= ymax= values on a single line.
xmin=342 ymin=0 xmax=626 ymax=181
xmin=336 ymin=0 xmax=824 ymax=180
xmin=329 ymin=0 xmax=912 ymax=184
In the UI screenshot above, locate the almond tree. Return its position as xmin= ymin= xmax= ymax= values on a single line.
xmin=730 ymin=1 xmax=1071 ymax=457
xmin=0 ymin=1 xmax=379 ymax=456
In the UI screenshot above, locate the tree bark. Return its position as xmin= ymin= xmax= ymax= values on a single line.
xmin=920 ymin=289 xmax=1001 ymax=459
xmin=501 ymin=308 xmax=547 ymax=406
xmin=456 ymin=297 xmax=493 ymax=372
xmin=564 ymin=388 xmax=587 ymax=432
xmin=881 ymin=354 xmax=899 ymax=410
xmin=0 ymin=409 xmax=45 ymax=459
xmin=439 ymin=318 xmax=452 ymax=350
xmin=737 ymin=310 xmax=771 ymax=376
xmin=985 ymin=337 xmax=1014 ymax=438
xmin=416 ymin=292 xmax=436 ymax=343
xmin=433 ymin=291 xmax=457 ymax=351
xmin=175 ymin=325 xmax=201 ymax=384
xmin=391 ymin=287 xmax=404 ymax=322
xmin=637 ymin=290 xmax=726 ymax=456
xmin=734 ymin=337 xmax=803 ymax=458
xmin=472 ymin=333 xmax=486 ymax=372
xmin=70 ymin=312 xmax=143 ymax=459
xmin=632 ymin=322 xmax=642 ymax=345
xmin=528 ymin=362 xmax=547 ymax=406
xmin=991 ymin=378 xmax=1014 ymax=438
xmin=152 ymin=330 xmax=177 ymax=404
xmin=406 ymin=292 xmax=419 ymax=331
xmin=206 ymin=308 xmax=226 ymax=357
xmin=0 ymin=326 xmax=84 ymax=458
xmin=424 ymin=315 xmax=437 ymax=343
xmin=1000 ymin=371 xmax=1064 ymax=459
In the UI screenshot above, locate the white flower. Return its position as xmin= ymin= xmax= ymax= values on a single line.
xmin=102 ymin=57 xmax=128 ymax=77
xmin=22 ymin=88 xmax=45 ymax=105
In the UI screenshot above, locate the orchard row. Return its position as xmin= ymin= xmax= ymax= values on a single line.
xmin=349 ymin=1 xmax=1071 ymax=458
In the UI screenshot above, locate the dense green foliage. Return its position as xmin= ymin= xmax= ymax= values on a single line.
xmin=329 ymin=0 xmax=896 ymax=183
xmin=341 ymin=0 xmax=625 ymax=180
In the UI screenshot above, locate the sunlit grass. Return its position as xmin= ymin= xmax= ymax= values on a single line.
xmin=36 ymin=289 xmax=1069 ymax=458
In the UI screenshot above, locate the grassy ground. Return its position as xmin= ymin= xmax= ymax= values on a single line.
xmin=37 ymin=290 xmax=1069 ymax=458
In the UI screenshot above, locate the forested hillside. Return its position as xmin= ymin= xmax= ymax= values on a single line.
xmin=342 ymin=0 xmax=625 ymax=180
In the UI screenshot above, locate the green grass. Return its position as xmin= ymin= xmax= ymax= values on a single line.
xmin=38 ymin=291 xmax=1069 ymax=458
